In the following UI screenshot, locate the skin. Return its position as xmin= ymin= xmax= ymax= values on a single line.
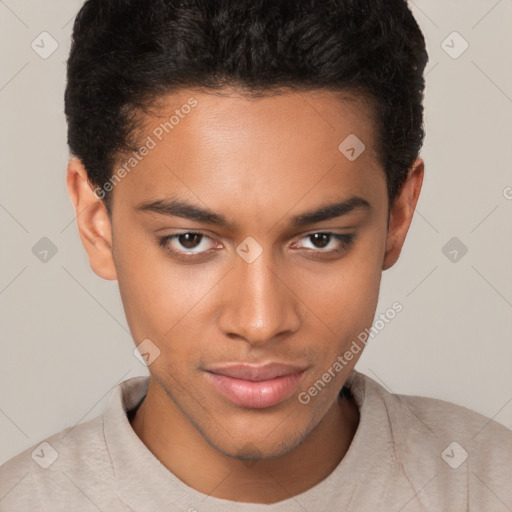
xmin=66 ymin=88 xmax=423 ymax=504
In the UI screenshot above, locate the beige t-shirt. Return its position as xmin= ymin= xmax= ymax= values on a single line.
xmin=0 ymin=370 xmax=510 ymax=512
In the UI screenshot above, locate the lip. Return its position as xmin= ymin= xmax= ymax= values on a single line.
xmin=204 ymin=363 xmax=307 ymax=409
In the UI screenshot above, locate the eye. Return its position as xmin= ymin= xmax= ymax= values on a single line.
xmin=292 ymin=232 xmax=355 ymax=257
xmin=157 ymin=230 xmax=355 ymax=261
xmin=158 ymin=232 xmax=217 ymax=256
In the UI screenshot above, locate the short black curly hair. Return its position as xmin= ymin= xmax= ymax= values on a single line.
xmin=65 ymin=0 xmax=428 ymax=212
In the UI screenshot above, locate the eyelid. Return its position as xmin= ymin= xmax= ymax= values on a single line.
xmin=291 ymin=232 xmax=355 ymax=249
xmin=157 ymin=229 xmax=218 ymax=251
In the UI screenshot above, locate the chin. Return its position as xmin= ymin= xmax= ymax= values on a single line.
xmin=201 ymin=422 xmax=310 ymax=461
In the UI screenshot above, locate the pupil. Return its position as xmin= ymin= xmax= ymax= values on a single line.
xmin=311 ymin=233 xmax=330 ymax=248
xmin=179 ymin=233 xmax=201 ymax=249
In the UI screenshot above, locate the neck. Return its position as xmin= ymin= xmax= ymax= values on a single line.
xmin=130 ymin=379 xmax=359 ymax=504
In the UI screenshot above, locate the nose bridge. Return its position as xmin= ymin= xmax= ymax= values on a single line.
xmin=218 ymin=245 xmax=301 ymax=344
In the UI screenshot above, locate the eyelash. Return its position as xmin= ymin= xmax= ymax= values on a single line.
xmin=157 ymin=231 xmax=355 ymax=260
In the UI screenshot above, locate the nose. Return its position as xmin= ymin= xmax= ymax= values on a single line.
xmin=217 ymin=247 xmax=302 ymax=346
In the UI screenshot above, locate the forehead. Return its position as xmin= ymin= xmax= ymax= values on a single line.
xmin=139 ymin=87 xmax=378 ymax=149
xmin=111 ymin=88 xmax=386 ymax=226
xmin=129 ymin=87 xmax=380 ymax=165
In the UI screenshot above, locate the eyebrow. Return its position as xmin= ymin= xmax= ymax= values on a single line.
xmin=136 ymin=195 xmax=371 ymax=229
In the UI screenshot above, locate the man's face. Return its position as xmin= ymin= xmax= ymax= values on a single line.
xmin=106 ymin=89 xmax=390 ymax=457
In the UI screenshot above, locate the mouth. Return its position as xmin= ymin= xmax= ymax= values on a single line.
xmin=203 ymin=362 xmax=307 ymax=409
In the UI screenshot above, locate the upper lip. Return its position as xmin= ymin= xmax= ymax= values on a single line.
xmin=205 ymin=363 xmax=307 ymax=382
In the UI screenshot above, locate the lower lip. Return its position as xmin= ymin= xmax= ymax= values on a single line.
xmin=205 ymin=371 xmax=305 ymax=409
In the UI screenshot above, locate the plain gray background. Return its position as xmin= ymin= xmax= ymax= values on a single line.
xmin=1 ymin=0 xmax=511 ymax=466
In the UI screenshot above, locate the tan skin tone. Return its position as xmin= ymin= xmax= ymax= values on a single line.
xmin=66 ymin=88 xmax=423 ymax=504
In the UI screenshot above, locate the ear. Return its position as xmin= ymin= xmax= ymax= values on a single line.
xmin=382 ymin=158 xmax=424 ymax=270
xmin=66 ymin=158 xmax=117 ymax=280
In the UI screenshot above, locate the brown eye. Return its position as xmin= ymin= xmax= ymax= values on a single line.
xmin=157 ymin=231 xmax=216 ymax=257
xmin=291 ymin=232 xmax=356 ymax=259
xmin=177 ymin=232 xmax=203 ymax=249
xmin=308 ymin=233 xmax=331 ymax=249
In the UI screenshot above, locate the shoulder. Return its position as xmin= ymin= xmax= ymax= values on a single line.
xmin=350 ymin=370 xmax=511 ymax=448
xmin=397 ymin=391 xmax=511 ymax=509
xmin=391 ymin=386 xmax=512 ymax=455
xmin=0 ymin=416 xmax=120 ymax=512
xmin=349 ymin=371 xmax=512 ymax=510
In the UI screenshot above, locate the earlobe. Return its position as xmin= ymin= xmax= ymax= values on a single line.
xmin=382 ymin=158 xmax=424 ymax=271
xmin=66 ymin=158 xmax=118 ymax=281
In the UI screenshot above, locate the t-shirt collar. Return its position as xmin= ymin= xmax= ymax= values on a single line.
xmin=103 ymin=370 xmax=395 ymax=511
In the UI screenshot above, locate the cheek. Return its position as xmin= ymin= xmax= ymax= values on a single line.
xmin=113 ymin=228 xmax=177 ymax=339
xmin=294 ymin=249 xmax=384 ymax=409
xmin=114 ymin=230 xmax=223 ymax=343
xmin=303 ymin=237 xmax=384 ymax=343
